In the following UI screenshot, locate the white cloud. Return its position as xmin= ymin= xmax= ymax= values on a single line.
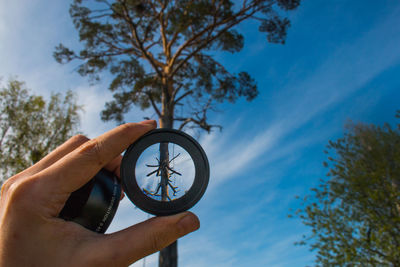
xmin=75 ymin=84 xmax=116 ymax=137
xmin=200 ymin=6 xmax=400 ymax=192
xmin=170 ymin=12 xmax=400 ymax=264
xmin=0 ymin=0 xmax=151 ymax=139
xmin=1 ymin=2 xmax=400 ymax=267
xmin=201 ymin=122 xmax=282 ymax=188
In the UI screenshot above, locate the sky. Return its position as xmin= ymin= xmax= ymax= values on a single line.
xmin=1 ymin=1 xmax=400 ymax=266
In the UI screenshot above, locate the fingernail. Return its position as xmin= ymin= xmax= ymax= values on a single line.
xmin=140 ymin=120 xmax=157 ymax=126
xmin=177 ymin=212 xmax=200 ymax=234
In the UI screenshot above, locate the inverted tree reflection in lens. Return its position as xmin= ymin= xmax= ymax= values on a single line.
xmin=135 ymin=142 xmax=195 ymax=201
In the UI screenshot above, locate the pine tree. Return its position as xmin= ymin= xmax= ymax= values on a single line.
xmin=54 ymin=1 xmax=301 ymax=266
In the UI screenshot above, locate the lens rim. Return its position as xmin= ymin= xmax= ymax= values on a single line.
xmin=121 ymin=128 xmax=209 ymax=216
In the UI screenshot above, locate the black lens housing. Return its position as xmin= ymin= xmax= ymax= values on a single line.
xmin=58 ymin=168 xmax=121 ymax=233
xmin=121 ymin=128 xmax=209 ymax=216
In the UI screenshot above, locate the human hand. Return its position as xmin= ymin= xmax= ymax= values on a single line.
xmin=0 ymin=121 xmax=200 ymax=267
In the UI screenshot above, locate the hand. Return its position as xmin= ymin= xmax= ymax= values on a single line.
xmin=0 ymin=121 xmax=200 ymax=267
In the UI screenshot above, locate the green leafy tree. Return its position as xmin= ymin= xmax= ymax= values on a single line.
xmin=54 ymin=0 xmax=301 ymax=266
xmin=295 ymin=113 xmax=400 ymax=266
xmin=0 ymin=78 xmax=82 ymax=183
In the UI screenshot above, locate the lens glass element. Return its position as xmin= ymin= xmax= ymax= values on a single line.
xmin=135 ymin=142 xmax=195 ymax=202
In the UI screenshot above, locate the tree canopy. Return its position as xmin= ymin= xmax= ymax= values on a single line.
xmin=0 ymin=78 xmax=82 ymax=182
xmin=295 ymin=113 xmax=400 ymax=266
xmin=54 ymin=1 xmax=302 ymax=266
xmin=54 ymin=0 xmax=301 ymax=130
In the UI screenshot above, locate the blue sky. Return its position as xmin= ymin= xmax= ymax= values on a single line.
xmin=1 ymin=1 xmax=400 ymax=266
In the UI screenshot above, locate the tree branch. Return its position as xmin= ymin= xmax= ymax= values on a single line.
xmin=170 ymin=5 xmax=259 ymax=77
xmin=176 ymin=117 xmax=221 ymax=132
xmin=174 ymin=99 xmax=221 ymax=132
xmin=173 ymin=90 xmax=192 ymax=105
xmin=146 ymin=92 xmax=162 ymax=117
xmin=119 ymin=1 xmax=165 ymax=77
xmin=168 ymin=1 xmax=258 ymax=70
xmin=158 ymin=2 xmax=170 ymax=61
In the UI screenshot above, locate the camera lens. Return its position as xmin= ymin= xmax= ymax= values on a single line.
xmin=59 ymin=168 xmax=121 ymax=233
xmin=121 ymin=129 xmax=209 ymax=216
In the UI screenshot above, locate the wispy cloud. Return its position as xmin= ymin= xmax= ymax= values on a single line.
xmin=177 ymin=184 xmax=311 ymax=267
xmin=0 ymin=0 xmax=149 ymax=138
xmin=201 ymin=122 xmax=283 ymax=188
xmin=76 ymin=84 xmax=117 ymax=137
xmin=201 ymin=6 xmax=400 ymax=191
xmin=169 ymin=7 xmax=400 ymax=267
xmin=2 ymin=2 xmax=400 ymax=267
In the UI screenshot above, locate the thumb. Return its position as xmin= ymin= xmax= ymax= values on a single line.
xmin=97 ymin=212 xmax=200 ymax=266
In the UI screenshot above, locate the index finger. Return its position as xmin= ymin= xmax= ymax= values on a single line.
xmin=38 ymin=121 xmax=156 ymax=195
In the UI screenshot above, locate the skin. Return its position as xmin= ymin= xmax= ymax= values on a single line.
xmin=0 ymin=120 xmax=200 ymax=267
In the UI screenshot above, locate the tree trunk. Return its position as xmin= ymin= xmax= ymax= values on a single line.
xmin=159 ymin=108 xmax=178 ymax=267
xmin=159 ymin=142 xmax=169 ymax=201
xmin=159 ymin=241 xmax=177 ymax=267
